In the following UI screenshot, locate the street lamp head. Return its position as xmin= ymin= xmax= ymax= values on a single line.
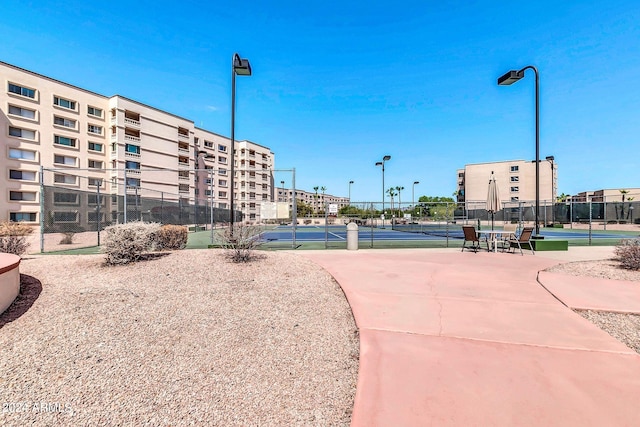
xmin=545 ymin=155 xmax=555 ymax=161
xmin=497 ymin=70 xmax=523 ymax=85
xmin=375 ymin=162 xmax=383 ymax=167
xmin=383 ymin=155 xmax=391 ymax=161
xmin=233 ymin=53 xmax=252 ymax=76
xmin=413 ymin=181 xmax=420 ymax=185
xmin=349 ymin=180 xmax=354 ymax=184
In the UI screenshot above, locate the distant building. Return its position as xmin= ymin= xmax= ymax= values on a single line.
xmin=277 ymin=188 xmax=349 ymax=214
xmin=457 ymin=159 xmax=556 ymax=206
xmin=571 ymin=188 xmax=640 ymax=203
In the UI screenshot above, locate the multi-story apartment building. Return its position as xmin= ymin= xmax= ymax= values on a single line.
xmin=571 ymin=188 xmax=640 ymax=203
xmin=1 ymin=61 xmax=274 ymax=226
xmin=277 ymin=188 xmax=349 ymax=214
xmin=456 ymin=159 xmax=556 ymax=206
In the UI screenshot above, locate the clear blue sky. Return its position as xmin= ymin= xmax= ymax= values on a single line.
xmin=2 ymin=0 xmax=638 ymax=202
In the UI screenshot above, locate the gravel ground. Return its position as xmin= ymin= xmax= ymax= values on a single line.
xmin=545 ymin=258 xmax=640 ymax=355
xmin=0 ymin=250 xmax=359 ymax=426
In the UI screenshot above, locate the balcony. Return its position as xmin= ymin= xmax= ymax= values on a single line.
xmin=126 ymin=169 xmax=141 ymax=175
xmin=178 ymin=142 xmax=190 ymax=153
xmin=125 ymin=134 xmax=140 ymax=142
xmin=125 ymin=151 xmax=141 ymax=159
xmin=124 ymin=117 xmax=140 ymax=127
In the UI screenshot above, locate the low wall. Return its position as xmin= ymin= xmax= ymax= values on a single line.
xmin=0 ymin=253 xmax=21 ymax=314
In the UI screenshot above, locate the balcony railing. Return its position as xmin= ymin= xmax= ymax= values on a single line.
xmin=125 ymin=118 xmax=140 ymax=127
xmin=125 ymin=135 xmax=140 ymax=142
xmin=125 ymin=151 xmax=141 ymax=158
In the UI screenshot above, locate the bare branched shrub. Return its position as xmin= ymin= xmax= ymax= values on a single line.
xmin=216 ymin=224 xmax=263 ymax=263
xmin=103 ymin=222 xmax=161 ymax=265
xmin=156 ymin=225 xmax=188 ymax=250
xmin=59 ymin=232 xmax=75 ymax=245
xmin=0 ymin=221 xmax=34 ymax=256
xmin=615 ymin=238 xmax=640 ymax=270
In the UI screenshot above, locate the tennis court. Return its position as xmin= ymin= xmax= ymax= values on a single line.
xmin=258 ymin=224 xmax=639 ymax=249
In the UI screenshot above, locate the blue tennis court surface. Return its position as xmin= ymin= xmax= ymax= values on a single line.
xmin=260 ymin=225 xmax=637 ymax=242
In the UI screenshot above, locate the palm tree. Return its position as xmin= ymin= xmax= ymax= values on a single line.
xmin=320 ymin=186 xmax=327 ymax=213
xmin=395 ymin=186 xmax=404 ymax=216
xmin=387 ymin=187 xmax=397 ymax=213
xmin=313 ymin=186 xmax=319 ymax=215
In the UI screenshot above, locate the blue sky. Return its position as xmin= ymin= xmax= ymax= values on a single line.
xmin=2 ymin=0 xmax=638 ymax=202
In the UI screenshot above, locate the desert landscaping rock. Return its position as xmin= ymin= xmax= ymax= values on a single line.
xmin=0 ymin=250 xmax=358 ymax=426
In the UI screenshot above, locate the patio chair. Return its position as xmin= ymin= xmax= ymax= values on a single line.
xmin=497 ymin=224 xmax=518 ymax=252
xmin=462 ymin=226 xmax=487 ymax=252
xmin=507 ymin=227 xmax=535 ymax=255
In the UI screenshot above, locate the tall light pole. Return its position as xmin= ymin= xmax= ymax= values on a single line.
xmin=230 ymin=52 xmax=252 ymax=234
xmin=375 ymin=155 xmax=391 ymax=228
xmin=498 ymin=65 xmax=540 ymax=236
xmin=545 ymin=156 xmax=555 ymax=225
xmin=348 ymin=180 xmax=354 ymax=204
xmin=412 ymin=181 xmax=420 ymax=218
xmin=280 ymin=180 xmax=285 ymax=202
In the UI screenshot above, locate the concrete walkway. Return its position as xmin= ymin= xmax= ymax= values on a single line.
xmin=301 ymin=247 xmax=640 ymax=426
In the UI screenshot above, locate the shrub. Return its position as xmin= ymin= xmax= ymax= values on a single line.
xmin=216 ymin=224 xmax=262 ymax=263
xmin=103 ymin=221 xmax=161 ymax=265
xmin=59 ymin=232 xmax=75 ymax=245
xmin=156 ymin=225 xmax=188 ymax=250
xmin=614 ymin=238 xmax=640 ymax=270
xmin=0 ymin=221 xmax=34 ymax=256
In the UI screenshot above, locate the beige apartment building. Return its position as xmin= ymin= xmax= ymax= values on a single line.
xmin=1 ymin=61 xmax=274 ymax=226
xmin=570 ymin=188 xmax=640 ymax=203
xmin=457 ymin=159 xmax=556 ymax=207
xmin=277 ymin=188 xmax=349 ymax=214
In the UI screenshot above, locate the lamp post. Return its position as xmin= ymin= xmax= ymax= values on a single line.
xmin=230 ymin=52 xmax=252 ymax=234
xmin=348 ymin=180 xmax=354 ymax=204
xmin=498 ymin=65 xmax=540 ymax=236
xmin=545 ymin=155 xmax=555 ymax=225
xmin=375 ymin=155 xmax=391 ymax=228
xmin=412 ymin=181 xmax=420 ymax=219
xmin=280 ymin=180 xmax=285 ymax=202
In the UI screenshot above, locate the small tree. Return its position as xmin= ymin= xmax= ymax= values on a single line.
xmin=0 ymin=221 xmax=33 ymax=256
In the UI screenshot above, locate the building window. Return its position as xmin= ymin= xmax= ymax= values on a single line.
xmin=54 ymin=135 xmax=77 ymax=148
xmin=125 ymin=161 xmax=140 ymax=170
xmin=178 ymin=127 xmax=189 ymax=138
xmin=126 ymin=177 xmax=140 ymax=187
xmin=88 ymin=178 xmax=103 ymax=187
xmin=88 ymin=212 xmax=105 ymax=223
xmin=54 ymin=96 xmax=76 ymax=110
xmin=54 ymin=193 xmax=79 ymax=204
xmin=125 ymin=144 xmax=140 ymax=155
xmin=10 ymin=212 xmax=37 ymax=222
xmin=54 ymin=116 xmax=77 ymax=129
xmin=511 ymin=197 xmax=520 ymax=202
xmin=88 ymin=124 xmax=103 ymax=135
xmin=219 ymin=169 xmax=227 ymax=176
xmin=510 ymin=186 xmax=519 ymax=192
xmin=204 ymin=140 xmax=214 ymax=148
xmin=8 ymin=104 xmax=36 ymax=120
xmin=218 ymin=144 xmax=227 ymax=152
xmin=9 ymin=191 xmax=37 ymax=202
xmin=219 ymin=179 xmax=227 ymax=187
xmin=88 ymin=142 xmax=103 ymax=152
xmin=9 ymin=126 xmax=36 ymax=140
xmin=53 ymin=211 xmax=78 ymax=222
xmin=510 ymin=176 xmax=519 ymax=182
xmin=510 ymin=166 xmax=519 ymax=172
xmin=53 ymin=174 xmax=77 ymax=185
xmin=8 ymin=83 xmax=36 ymax=98
xmin=178 ymin=170 xmax=190 ymax=178
xmin=54 ymin=154 xmax=77 ymax=166
xmin=219 ymin=156 xmax=227 ymax=164
xmin=87 ymin=106 xmax=103 ymax=118
xmin=218 ymin=191 xmax=227 ymax=198
xmin=9 ymin=148 xmax=37 ymax=161
xmin=88 ymin=160 xmax=104 ymax=169
xmin=179 ymin=184 xmax=190 ymax=193
xmin=9 ymin=170 xmax=37 ymax=181
xmin=87 ymin=194 xmax=104 ymax=205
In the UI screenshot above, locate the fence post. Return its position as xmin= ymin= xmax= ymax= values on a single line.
xmin=210 ymin=169 xmax=214 ymax=245
xmin=39 ymin=166 xmax=45 ymax=253
xmin=96 ymin=182 xmax=101 ymax=246
xmin=324 ymin=201 xmax=329 ymax=249
xmin=123 ymin=168 xmax=128 ymax=224
xmin=603 ymin=198 xmax=607 ymax=231
xmin=291 ymin=168 xmax=297 ymax=249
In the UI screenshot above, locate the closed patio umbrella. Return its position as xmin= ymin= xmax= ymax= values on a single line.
xmin=487 ymin=171 xmax=500 ymax=230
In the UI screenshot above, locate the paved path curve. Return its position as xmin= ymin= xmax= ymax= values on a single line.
xmin=302 ymin=248 xmax=640 ymax=427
